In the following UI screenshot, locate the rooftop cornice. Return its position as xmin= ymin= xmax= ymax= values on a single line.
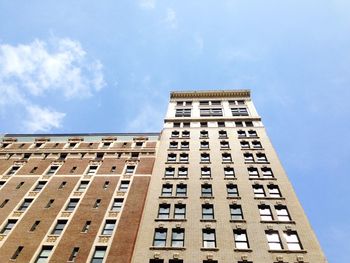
xmin=170 ymin=90 xmax=250 ymax=99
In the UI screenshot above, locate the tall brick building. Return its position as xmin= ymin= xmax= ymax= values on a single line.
xmin=0 ymin=90 xmax=326 ymax=263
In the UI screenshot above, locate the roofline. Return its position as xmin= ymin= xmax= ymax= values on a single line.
xmin=2 ymin=132 xmax=160 ymax=138
xmin=170 ymin=89 xmax=251 ymax=99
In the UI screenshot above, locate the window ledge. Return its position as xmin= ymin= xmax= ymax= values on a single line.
xmin=150 ymin=246 xmax=186 ymax=251
xmin=229 ymin=220 xmax=246 ymax=223
xmin=200 ymin=177 xmax=213 ymax=180
xmin=222 ymin=161 xmax=234 ymax=164
xmin=159 ymin=196 xmax=188 ymax=199
xmin=200 ymin=247 xmax=219 ymax=251
xmin=200 ymin=219 xmax=216 ymax=222
xmin=249 ymin=177 xmax=277 ymax=181
xmin=260 ymin=220 xmax=296 ymax=224
xmin=155 ymin=218 xmax=187 ymax=222
xmin=227 ymin=196 xmax=241 ymax=200
xmin=168 ymin=149 xmax=190 ymax=151
xmin=234 ymin=248 xmax=253 ymax=252
xmin=220 ymin=148 xmax=231 ymax=150
xmin=254 ymin=197 xmax=285 ymax=200
xmin=268 ymin=249 xmax=307 ymax=254
xmin=224 ymin=177 xmax=236 ymax=180
xmin=200 ymin=148 xmax=210 ymax=151
xmin=200 ymin=196 xmax=214 ymax=199
xmin=200 ymin=161 xmax=211 ymax=164
xmin=163 ymin=177 xmax=189 ymax=180
xmin=165 ymin=162 xmax=189 ymax=164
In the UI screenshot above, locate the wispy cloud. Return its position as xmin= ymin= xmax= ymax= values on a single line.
xmin=139 ymin=0 xmax=156 ymax=10
xmin=0 ymin=37 xmax=105 ymax=132
xmin=164 ymin=8 xmax=178 ymax=29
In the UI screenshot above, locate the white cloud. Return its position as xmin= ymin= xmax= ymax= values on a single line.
xmin=0 ymin=37 xmax=105 ymax=132
xmin=24 ymin=105 xmax=66 ymax=132
xmin=139 ymin=0 xmax=156 ymax=10
xmin=164 ymin=8 xmax=178 ymax=29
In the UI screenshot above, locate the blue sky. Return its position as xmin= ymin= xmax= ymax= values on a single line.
xmin=1 ymin=0 xmax=349 ymax=261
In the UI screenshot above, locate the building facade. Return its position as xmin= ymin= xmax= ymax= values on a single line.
xmin=0 ymin=90 xmax=326 ymax=263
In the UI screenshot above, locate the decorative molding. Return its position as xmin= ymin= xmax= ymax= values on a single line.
xmin=46 ymin=235 xmax=58 ymax=243
xmin=170 ymin=90 xmax=250 ymax=99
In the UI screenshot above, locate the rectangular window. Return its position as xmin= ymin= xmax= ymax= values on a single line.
xmin=201 ymin=167 xmax=211 ymax=178
xmin=175 ymin=108 xmax=191 ymax=117
xmin=176 ymin=184 xmax=187 ymax=197
xmin=161 ymin=184 xmax=172 ymax=197
xmin=266 ymin=231 xmax=283 ymax=250
xmin=248 ymin=167 xmax=259 ymax=178
xmin=261 ymin=167 xmax=273 ymax=178
xmin=33 ymin=181 xmax=47 ymax=192
xmin=268 ymin=185 xmax=282 ymax=198
xmin=101 ymin=220 xmax=116 ymax=235
xmin=253 ymin=185 xmax=265 ymax=197
xmin=16 ymin=181 xmax=24 ymax=189
xmin=125 ymin=165 xmax=135 ymax=174
xmin=259 ymin=205 xmax=273 ymax=221
xmin=153 ymin=228 xmax=167 ymax=247
xmin=18 ymin=199 xmax=33 ymax=211
xmin=252 ymin=140 xmax=262 ymax=148
xmin=7 ymin=166 xmax=20 ymax=175
xmin=51 ymin=220 xmax=67 ymax=235
xmin=167 ymin=153 xmax=177 ymax=162
xmin=256 ymin=153 xmax=268 ymax=162
xmin=174 ymin=204 xmax=186 ymax=219
xmin=68 ymin=247 xmax=79 ymax=262
xmin=240 ymin=141 xmax=250 ymax=149
xmin=11 ymin=246 xmax=24 ymax=260
xmin=0 ymin=199 xmax=9 ymax=208
xmin=178 ymin=167 xmax=188 ymax=178
xmin=202 ymin=229 xmax=216 ymax=248
xmin=30 ymin=220 xmax=40 ymax=231
xmin=200 ymin=130 xmax=208 ymax=138
xmin=35 ymin=246 xmax=53 ymax=263
xmin=82 ymin=221 xmax=91 ymax=233
xmin=200 ymin=108 xmax=223 ymax=117
xmin=201 ymin=184 xmax=213 ymax=197
xmin=86 ymin=165 xmax=98 ymax=175
xmin=65 ymin=199 xmax=79 ymax=211
xmin=180 ymin=141 xmax=189 ymax=149
xmin=220 ymin=141 xmax=230 ymax=149
xmin=90 ymin=246 xmax=106 ymax=263
xmin=46 ymin=165 xmax=59 ymax=175
xmin=93 ymin=199 xmax=101 ymax=208
xmin=179 ymin=153 xmax=189 ymax=162
xmin=233 ymin=230 xmax=249 ymax=249
xmin=45 ymin=199 xmax=55 ymax=208
xmin=231 ymin=107 xmax=249 ymax=116
xmin=171 ymin=228 xmax=185 ymax=247
xmin=202 ymin=204 xmax=214 ymax=220
xmin=0 ymin=219 xmax=17 ymax=234
xmin=158 ymin=204 xmax=170 ymax=219
xmin=227 ymin=184 xmax=239 ymax=197
xmin=224 ymin=167 xmax=235 ymax=178
xmin=77 ymin=181 xmax=89 ymax=192
xmin=201 ymin=153 xmax=210 ymax=162
xmin=169 ymin=141 xmax=178 ymax=149
xmin=119 ymin=181 xmax=130 ymax=192
xmin=200 ymin=141 xmax=209 ymax=149
xmin=164 ymin=167 xmax=175 ymax=178
xmin=230 ymin=205 xmax=243 ymax=220
xmin=111 ymin=198 xmax=123 ymax=212
xmin=283 ymin=231 xmax=302 ymax=250
xmin=244 ymin=153 xmax=254 ymax=163
xmin=275 ymin=205 xmax=291 ymax=221
xmin=222 ymin=153 xmax=232 ymax=162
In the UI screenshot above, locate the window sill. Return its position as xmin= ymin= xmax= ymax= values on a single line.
xmin=163 ymin=177 xmax=188 ymax=180
xmin=234 ymin=248 xmax=253 ymax=252
xmin=200 ymin=219 xmax=216 ymax=222
xmin=260 ymin=220 xmax=296 ymax=224
xmin=220 ymin=148 xmax=231 ymax=150
xmin=168 ymin=148 xmax=190 ymax=151
xmin=200 ymin=247 xmax=219 ymax=251
xmin=200 ymin=161 xmax=211 ymax=164
xmin=254 ymin=197 xmax=285 ymax=200
xmin=268 ymin=249 xmax=307 ymax=254
xmin=241 ymin=148 xmax=264 ymax=151
xmin=150 ymin=246 xmax=186 ymax=251
xmin=159 ymin=196 xmax=188 ymax=199
xmin=249 ymin=177 xmax=276 ymax=181
xmin=165 ymin=162 xmax=189 ymax=165
xmin=200 ymin=148 xmax=210 ymax=151
xmin=224 ymin=177 xmax=236 ymax=180
xmin=200 ymin=177 xmax=212 ymax=180
xmin=155 ymin=218 xmax=187 ymax=222
xmin=229 ymin=220 xmax=246 ymax=223
xmin=222 ymin=161 xmax=234 ymax=164
xmin=227 ymin=196 xmax=241 ymax=200
xmin=245 ymin=161 xmax=270 ymax=165
xmin=200 ymin=196 xmax=214 ymax=199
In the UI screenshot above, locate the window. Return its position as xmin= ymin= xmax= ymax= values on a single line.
xmin=51 ymin=220 xmax=67 ymax=235
xmin=68 ymin=247 xmax=79 ymax=262
xmin=111 ymin=198 xmax=123 ymax=212
xmin=150 ymin=260 xmax=164 ymax=263
xmin=103 ymin=181 xmax=109 ymax=190
xmin=0 ymin=199 xmax=9 ymax=208
xmin=0 ymin=219 xmax=17 ymax=234
xmin=259 ymin=205 xmax=273 ymax=221
xmin=202 ymin=204 xmax=214 ymax=220
xmin=169 ymin=260 xmax=183 ymax=263
xmin=90 ymin=247 xmax=106 ymax=263
xmin=86 ymin=165 xmax=98 ymax=175
xmin=68 ymin=142 xmax=77 ymax=148
xmin=201 ymin=153 xmax=210 ymax=163
xmin=11 ymin=246 xmax=24 ymax=260
xmin=218 ymin=130 xmax=227 ymax=138
xmin=65 ymin=199 xmax=79 ymax=211
xmin=158 ymin=204 xmax=170 ymax=219
xmin=7 ymin=165 xmax=20 ymax=175
xmin=102 ymin=220 xmax=116 ymax=235
xmin=200 ymin=141 xmax=209 ymax=149
xmin=261 ymin=167 xmax=273 ymax=178
xmin=222 ymin=153 xmax=232 ymax=162
xmin=230 ymin=204 xmax=243 ymax=220
xmin=218 ymin=121 xmax=225 ymax=127
xmin=180 ymin=141 xmax=189 ymax=149
xmin=268 ymin=185 xmax=282 ymax=198
xmin=46 ymin=165 xmax=59 ymax=175
xmin=253 ymin=185 xmax=265 ymax=197
xmin=34 ymin=181 xmax=47 ymax=192
xmin=23 ymin=153 xmax=31 ymax=160
xmin=224 ymin=167 xmax=235 ymax=178
xmin=110 ymin=166 xmax=116 ymax=173
xmin=200 ymin=122 xmax=208 ymax=127
xmin=200 ymin=130 xmax=208 ymax=138
xmin=202 ymin=229 xmax=216 ymax=248
xmin=179 ymin=153 xmax=189 ymax=162
xmin=102 ymin=142 xmax=111 ymax=148
xmin=178 ymin=167 xmax=188 ymax=178
xmin=161 ymin=184 xmax=172 ymax=197
xmin=45 ymin=199 xmax=54 ymax=208
xmin=174 ymin=204 xmax=186 ymax=219
xmin=0 ymin=181 xmax=5 ymax=189
xmin=82 ymin=221 xmax=91 ymax=233
xmin=235 ymin=121 xmax=244 ymax=127
xmin=93 ymin=199 xmax=101 ymax=208
xmin=95 ymin=153 xmax=104 ymax=160
xmin=220 ymin=141 xmax=229 ymax=149
xmin=175 ymin=108 xmax=191 ymax=117
xmin=240 ymin=141 xmax=250 ymax=149
xmin=30 ymin=167 xmax=38 ymax=174
xmin=169 ymin=141 xmax=178 ymax=149
xmin=18 ymin=199 xmax=33 ymax=211
xmin=30 ymin=220 xmax=40 ymax=231
xmin=201 ymin=184 xmax=213 ymax=197
xmin=35 ymin=246 xmax=53 ymax=263
xmin=256 ymin=153 xmax=268 ymax=162
xmin=252 ymin=140 xmax=262 ymax=148
xmin=266 ymin=231 xmax=283 ymax=250
xmin=16 ymin=181 xmax=24 ymax=189
xmin=229 ymin=100 xmax=245 ymax=105
xmin=231 ymin=107 xmax=248 ymax=116
xmin=245 ymin=121 xmax=254 ymax=127
xmin=153 ymin=228 xmax=167 ymax=247
xmin=125 ymin=165 xmax=135 ymax=174
xmin=237 ymin=130 xmax=246 ymax=138
xmin=200 ymin=108 xmax=223 ymax=117
xmin=248 ymin=167 xmax=259 ymax=178
xmin=248 ymin=130 xmax=257 ymax=137
xmin=70 ymin=166 xmax=77 ymax=173
xmin=171 ymin=228 xmax=185 ymax=247
xmin=59 ymin=153 xmax=67 ymax=160
xmin=165 ymin=167 xmax=175 ymax=178
xmin=183 ymin=122 xmax=190 ymax=127
xmin=176 ymin=101 xmax=192 ymax=106
xmin=227 ymin=184 xmax=239 ymax=197
xmin=244 ymin=153 xmax=254 ymax=163
xmin=201 ymin=167 xmax=211 ymax=178
xmin=77 ymin=181 xmax=89 ymax=192
xmin=58 ymin=181 xmax=67 ymax=189
xmin=171 ymin=131 xmax=180 ymax=138
xmin=275 ymin=205 xmax=291 ymax=221
xmin=176 ymin=184 xmax=187 ymax=197
xmin=119 ymin=181 xmax=130 ymax=192
xmin=233 ymin=230 xmax=249 ymax=249
xmin=182 ymin=130 xmax=190 ymax=138
xmin=283 ymin=231 xmax=302 ymax=250
xmin=167 ymin=153 xmax=176 ymax=162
